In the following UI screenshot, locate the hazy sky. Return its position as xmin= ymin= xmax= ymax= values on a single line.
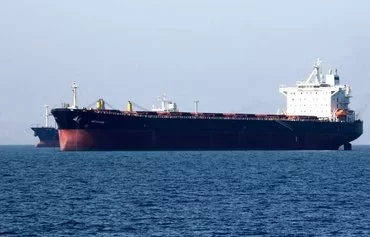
xmin=0 ymin=0 xmax=369 ymax=145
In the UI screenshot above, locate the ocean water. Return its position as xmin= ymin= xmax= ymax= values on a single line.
xmin=0 ymin=146 xmax=369 ymax=236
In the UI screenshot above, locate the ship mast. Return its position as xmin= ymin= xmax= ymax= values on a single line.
xmin=44 ymin=105 xmax=49 ymax=127
xmin=305 ymin=58 xmax=322 ymax=84
xmin=71 ymin=82 xmax=78 ymax=109
xmin=194 ymin=100 xmax=199 ymax=113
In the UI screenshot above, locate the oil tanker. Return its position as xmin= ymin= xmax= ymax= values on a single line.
xmin=31 ymin=105 xmax=59 ymax=147
xmin=51 ymin=60 xmax=363 ymax=151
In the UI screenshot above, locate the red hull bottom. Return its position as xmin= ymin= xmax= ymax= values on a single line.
xmin=58 ymin=129 xmax=349 ymax=151
xmin=59 ymin=129 xmax=94 ymax=151
xmin=36 ymin=140 xmax=59 ymax=148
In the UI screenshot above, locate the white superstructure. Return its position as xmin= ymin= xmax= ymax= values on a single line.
xmin=279 ymin=59 xmax=355 ymax=122
xmin=151 ymin=94 xmax=179 ymax=112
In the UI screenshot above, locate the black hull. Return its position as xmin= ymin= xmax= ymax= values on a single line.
xmin=52 ymin=108 xmax=363 ymax=151
xmin=31 ymin=127 xmax=59 ymax=148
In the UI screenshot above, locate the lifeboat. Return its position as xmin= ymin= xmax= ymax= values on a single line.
xmin=335 ymin=109 xmax=348 ymax=118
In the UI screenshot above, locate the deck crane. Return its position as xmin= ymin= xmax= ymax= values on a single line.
xmin=127 ymin=101 xmax=149 ymax=112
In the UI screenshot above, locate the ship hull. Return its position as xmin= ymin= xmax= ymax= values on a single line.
xmin=52 ymin=109 xmax=363 ymax=151
xmin=31 ymin=127 xmax=59 ymax=148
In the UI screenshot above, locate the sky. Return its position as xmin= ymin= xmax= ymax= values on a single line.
xmin=0 ymin=0 xmax=369 ymax=145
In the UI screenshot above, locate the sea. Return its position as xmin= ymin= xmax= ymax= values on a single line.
xmin=0 ymin=145 xmax=369 ymax=236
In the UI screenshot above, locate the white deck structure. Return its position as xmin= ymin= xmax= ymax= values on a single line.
xmin=151 ymin=94 xmax=179 ymax=112
xmin=279 ymin=59 xmax=355 ymax=122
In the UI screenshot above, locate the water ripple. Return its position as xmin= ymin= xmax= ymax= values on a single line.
xmin=0 ymin=146 xmax=369 ymax=236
